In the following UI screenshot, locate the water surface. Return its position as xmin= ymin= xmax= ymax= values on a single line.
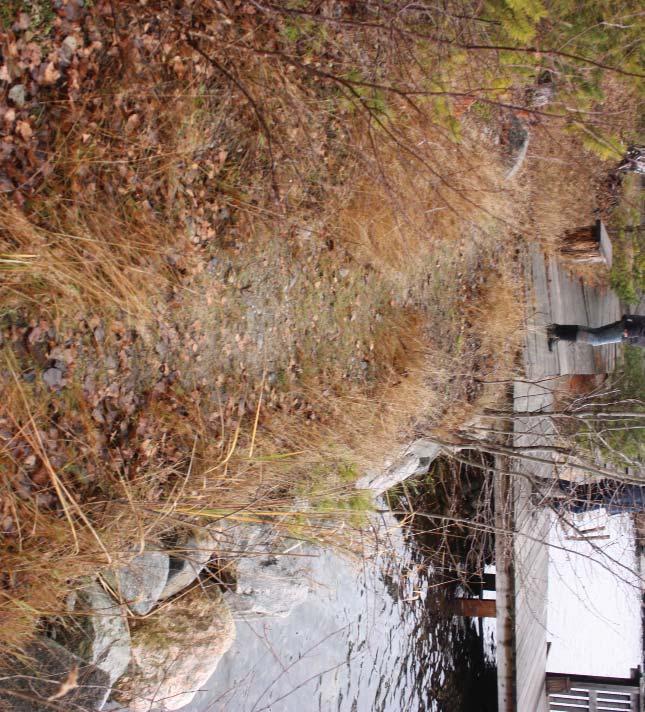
xmin=188 ymin=510 xmax=497 ymax=712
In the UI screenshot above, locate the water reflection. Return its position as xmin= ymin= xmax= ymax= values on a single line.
xmin=189 ymin=463 xmax=497 ymax=712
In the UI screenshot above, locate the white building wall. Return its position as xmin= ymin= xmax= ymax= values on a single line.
xmin=546 ymin=511 xmax=642 ymax=678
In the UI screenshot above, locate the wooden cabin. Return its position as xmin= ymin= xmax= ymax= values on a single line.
xmin=488 ymin=245 xmax=642 ymax=711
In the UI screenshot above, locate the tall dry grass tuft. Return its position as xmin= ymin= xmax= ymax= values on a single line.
xmin=440 ymin=259 xmax=525 ymax=431
xmin=338 ymin=124 xmax=520 ymax=283
xmin=521 ymin=126 xmax=612 ymax=250
xmin=1 ymin=356 xmax=156 ymax=653
xmin=0 ymin=197 xmax=184 ymax=322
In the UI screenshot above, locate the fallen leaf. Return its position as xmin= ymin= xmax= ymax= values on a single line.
xmin=125 ymin=113 xmax=140 ymax=133
xmin=40 ymin=62 xmax=61 ymax=86
xmin=16 ymin=120 xmax=33 ymax=141
xmin=16 ymin=12 xmax=30 ymax=31
xmin=31 ymin=466 xmax=49 ymax=487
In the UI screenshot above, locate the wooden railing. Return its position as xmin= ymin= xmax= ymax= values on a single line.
xmin=547 ymin=680 xmax=640 ymax=712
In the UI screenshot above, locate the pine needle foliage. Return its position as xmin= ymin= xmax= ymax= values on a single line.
xmin=485 ymin=0 xmax=642 ymax=156
xmin=488 ymin=0 xmax=548 ymax=42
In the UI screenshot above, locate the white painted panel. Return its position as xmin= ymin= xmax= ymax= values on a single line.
xmin=546 ymin=512 xmax=642 ymax=678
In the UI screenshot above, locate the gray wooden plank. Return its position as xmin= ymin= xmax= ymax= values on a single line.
xmin=524 ymin=246 xmax=620 ymax=376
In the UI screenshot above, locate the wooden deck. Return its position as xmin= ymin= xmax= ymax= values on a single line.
xmin=524 ymin=247 xmax=620 ymax=377
xmin=495 ymin=246 xmax=621 ymax=712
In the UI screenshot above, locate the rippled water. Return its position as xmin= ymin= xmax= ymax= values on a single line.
xmin=186 ymin=509 xmax=497 ymax=712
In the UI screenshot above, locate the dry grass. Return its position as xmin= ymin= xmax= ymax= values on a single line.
xmin=0 ymin=114 xmax=527 ymax=649
xmin=0 ymin=199 xmax=183 ymax=322
xmin=0 ymin=119 xmax=526 ymax=654
xmin=520 ymin=126 xmax=606 ymax=249
xmin=2 ymin=0 xmax=636 ymax=662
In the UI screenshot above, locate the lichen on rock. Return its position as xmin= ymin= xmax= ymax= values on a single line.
xmin=76 ymin=581 xmax=132 ymax=685
xmin=125 ymin=588 xmax=235 ymax=712
xmin=220 ymin=523 xmax=312 ymax=620
xmin=103 ymin=548 xmax=169 ymax=616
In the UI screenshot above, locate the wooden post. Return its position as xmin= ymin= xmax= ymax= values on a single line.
xmin=558 ymin=220 xmax=612 ymax=267
xmin=546 ymin=676 xmax=571 ymax=694
xmin=589 ymin=688 xmax=598 ymax=712
xmin=446 ymin=597 xmax=496 ymax=618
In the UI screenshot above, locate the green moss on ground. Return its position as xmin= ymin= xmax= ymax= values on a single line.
xmin=609 ymin=174 xmax=644 ymax=305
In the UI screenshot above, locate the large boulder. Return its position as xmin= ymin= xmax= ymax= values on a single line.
xmin=356 ymin=439 xmax=442 ymax=494
xmin=126 ymin=588 xmax=235 ymax=712
xmin=222 ymin=523 xmax=311 ymax=619
xmin=104 ymin=549 xmax=169 ymax=615
xmin=0 ymin=637 xmax=111 ymax=711
xmin=74 ymin=582 xmax=132 ymax=684
xmin=159 ymin=526 xmax=221 ymax=600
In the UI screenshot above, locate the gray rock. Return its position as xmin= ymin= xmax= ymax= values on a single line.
xmin=8 ymin=84 xmax=26 ymax=108
xmin=0 ymin=637 xmax=111 ymax=711
xmin=76 ymin=582 xmax=131 ymax=684
xmin=356 ymin=438 xmax=442 ymax=494
xmin=60 ymin=35 xmax=78 ymax=67
xmin=128 ymin=589 xmax=235 ymax=711
xmin=222 ymin=524 xmax=310 ymax=619
xmin=160 ymin=526 xmax=221 ymax=600
xmin=104 ymin=549 xmax=169 ymax=615
xmin=42 ymin=367 xmax=63 ymax=389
